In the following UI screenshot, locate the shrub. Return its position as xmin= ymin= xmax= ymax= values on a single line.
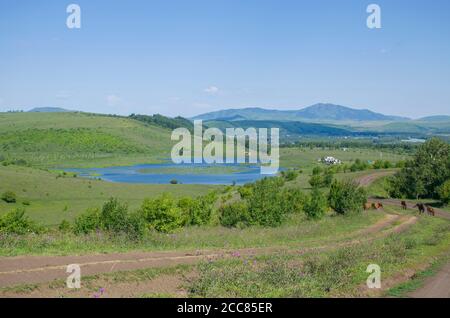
xmin=281 ymin=170 xmax=299 ymax=181
xmin=219 ymin=201 xmax=249 ymax=228
xmin=170 ymin=179 xmax=178 ymax=184
xmin=304 ymin=188 xmax=328 ymax=219
xmin=101 ymin=198 xmax=131 ymax=233
xmin=312 ymin=166 xmax=322 ymax=175
xmin=308 ymin=175 xmax=323 ymax=188
xmin=1 ymin=191 xmax=17 ymax=203
xmin=237 ymin=185 xmax=253 ymax=199
xmin=328 ymin=180 xmax=367 ymax=214
xmin=438 ymin=180 xmax=450 ymax=204
xmin=140 ymin=194 xmax=184 ymax=233
xmin=246 ymin=177 xmax=287 ymax=227
xmin=178 ymin=192 xmax=216 ymax=226
xmin=281 ymin=188 xmax=306 ymax=214
xmin=0 ymin=208 xmax=39 ymax=234
xmin=74 ymin=208 xmax=101 ymax=234
xmin=22 ymin=199 xmax=31 ymax=206
xmin=58 ymin=219 xmax=72 ymax=232
xmin=322 ymin=170 xmax=334 ymax=187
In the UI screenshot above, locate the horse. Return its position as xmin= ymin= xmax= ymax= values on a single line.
xmin=375 ymin=202 xmax=383 ymax=209
xmin=371 ymin=202 xmax=383 ymax=210
xmin=413 ymin=203 xmax=425 ymax=214
xmin=401 ymin=201 xmax=407 ymax=210
xmin=426 ymin=206 xmax=435 ymax=217
xmin=364 ymin=203 xmax=372 ymax=210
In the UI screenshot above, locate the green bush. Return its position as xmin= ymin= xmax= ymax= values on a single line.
xmin=281 ymin=188 xmax=306 ymax=214
xmin=0 ymin=208 xmax=40 ymax=234
xmin=438 ymin=180 xmax=450 ymax=204
xmin=140 ymin=194 xmax=184 ymax=233
xmin=328 ymin=180 xmax=367 ymax=214
xmin=219 ymin=201 xmax=249 ymax=228
xmin=74 ymin=208 xmax=101 ymax=234
xmin=246 ymin=177 xmax=287 ymax=227
xmin=1 ymin=191 xmax=17 ymax=203
xmin=308 ymin=175 xmax=323 ymax=188
xmin=178 ymin=192 xmax=216 ymax=226
xmin=281 ymin=170 xmax=299 ymax=181
xmin=304 ymin=188 xmax=328 ymax=219
xmin=74 ymin=199 xmax=146 ymax=238
xmin=237 ymin=185 xmax=253 ymax=199
xmin=58 ymin=219 xmax=72 ymax=232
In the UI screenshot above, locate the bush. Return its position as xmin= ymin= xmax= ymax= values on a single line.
xmin=1 ymin=191 xmax=17 ymax=203
xmin=74 ymin=199 xmax=146 ymax=238
xmin=170 ymin=179 xmax=178 ymax=184
xmin=237 ymin=185 xmax=253 ymax=199
xmin=178 ymin=192 xmax=217 ymax=226
xmin=309 ymin=175 xmax=323 ymax=188
xmin=101 ymin=198 xmax=131 ymax=233
xmin=246 ymin=177 xmax=287 ymax=227
xmin=0 ymin=208 xmax=39 ymax=234
xmin=281 ymin=170 xmax=299 ymax=181
xmin=438 ymin=180 xmax=450 ymax=204
xmin=140 ymin=194 xmax=184 ymax=233
xmin=328 ymin=180 xmax=367 ymax=214
xmin=74 ymin=208 xmax=101 ymax=234
xmin=58 ymin=219 xmax=72 ymax=232
xmin=219 ymin=201 xmax=249 ymax=228
xmin=304 ymin=188 xmax=328 ymax=219
xmin=281 ymin=188 xmax=306 ymax=214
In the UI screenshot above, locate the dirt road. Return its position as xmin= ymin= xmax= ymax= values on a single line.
xmin=357 ymin=171 xmax=450 ymax=297
xmin=0 ymin=213 xmax=414 ymax=289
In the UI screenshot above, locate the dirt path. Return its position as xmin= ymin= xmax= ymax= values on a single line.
xmin=409 ymin=262 xmax=450 ymax=298
xmin=356 ymin=170 xmax=396 ymax=187
xmin=356 ymin=171 xmax=450 ymax=297
xmin=0 ymin=213 xmax=413 ymax=289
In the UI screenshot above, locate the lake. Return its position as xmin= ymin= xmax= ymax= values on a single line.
xmin=64 ymin=163 xmax=274 ymax=185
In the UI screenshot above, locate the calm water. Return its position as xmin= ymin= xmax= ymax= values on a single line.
xmin=64 ymin=163 xmax=273 ymax=185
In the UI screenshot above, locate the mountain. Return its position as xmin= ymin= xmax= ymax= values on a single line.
xmin=417 ymin=115 xmax=450 ymax=122
xmin=193 ymin=103 xmax=409 ymax=122
xmin=28 ymin=107 xmax=72 ymax=113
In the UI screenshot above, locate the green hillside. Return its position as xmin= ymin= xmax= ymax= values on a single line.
xmin=0 ymin=112 xmax=174 ymax=167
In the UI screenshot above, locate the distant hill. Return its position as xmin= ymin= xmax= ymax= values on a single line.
xmin=28 ymin=107 xmax=72 ymax=113
xmin=417 ymin=115 xmax=450 ymax=122
xmin=193 ymin=103 xmax=409 ymax=122
xmin=129 ymin=113 xmax=194 ymax=131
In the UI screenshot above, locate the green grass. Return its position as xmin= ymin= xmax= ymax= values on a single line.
xmin=0 ymin=211 xmax=383 ymax=256
xmin=280 ymin=147 xmax=408 ymax=169
xmin=0 ymin=165 xmax=219 ymax=226
xmin=187 ymin=216 xmax=450 ymax=297
xmin=0 ymin=112 xmax=173 ymax=168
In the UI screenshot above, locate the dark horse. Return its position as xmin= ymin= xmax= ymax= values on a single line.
xmin=401 ymin=201 xmax=407 ymax=210
xmin=413 ymin=203 xmax=425 ymax=214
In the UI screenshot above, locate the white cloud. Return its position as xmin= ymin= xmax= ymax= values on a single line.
xmin=106 ymin=94 xmax=121 ymax=106
xmin=204 ymin=86 xmax=220 ymax=95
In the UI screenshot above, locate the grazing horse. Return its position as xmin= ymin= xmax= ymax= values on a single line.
xmin=413 ymin=203 xmax=425 ymax=214
xmin=426 ymin=206 xmax=435 ymax=217
xmin=371 ymin=202 xmax=383 ymax=210
xmin=364 ymin=203 xmax=372 ymax=210
xmin=401 ymin=201 xmax=407 ymax=210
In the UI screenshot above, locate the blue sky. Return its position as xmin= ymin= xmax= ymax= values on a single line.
xmin=1 ymin=0 xmax=449 ymax=118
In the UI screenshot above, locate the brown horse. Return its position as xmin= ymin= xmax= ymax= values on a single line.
xmin=413 ymin=203 xmax=425 ymax=214
xmin=426 ymin=206 xmax=435 ymax=217
xmin=401 ymin=201 xmax=407 ymax=210
xmin=371 ymin=202 xmax=383 ymax=210
xmin=364 ymin=203 xmax=372 ymax=210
